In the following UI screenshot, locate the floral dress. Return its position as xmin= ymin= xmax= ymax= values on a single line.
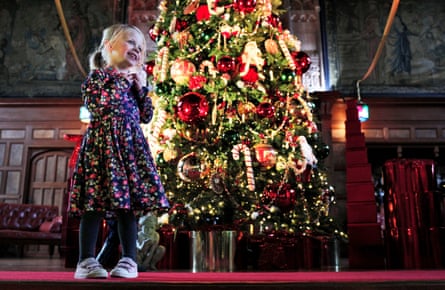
xmin=70 ymin=67 xmax=169 ymax=215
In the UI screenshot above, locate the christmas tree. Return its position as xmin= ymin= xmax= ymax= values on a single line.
xmin=145 ymin=0 xmax=345 ymax=239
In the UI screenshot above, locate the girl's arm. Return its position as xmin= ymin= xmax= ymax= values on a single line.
xmin=81 ymin=69 xmax=121 ymax=118
xmin=135 ymin=87 xmax=154 ymax=124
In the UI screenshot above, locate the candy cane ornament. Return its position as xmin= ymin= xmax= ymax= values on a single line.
xmin=199 ymin=60 xmax=217 ymax=78
xmin=151 ymin=0 xmax=167 ymax=41
xmin=296 ymin=94 xmax=313 ymax=122
xmin=144 ymin=108 xmax=167 ymax=157
xmin=156 ymin=47 xmax=169 ymax=82
xmin=232 ymin=144 xmax=255 ymax=191
xmin=152 ymin=109 xmax=167 ymax=142
xmin=278 ymin=36 xmax=296 ymax=71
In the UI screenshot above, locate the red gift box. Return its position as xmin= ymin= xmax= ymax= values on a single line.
xmin=345 ymin=149 xmax=368 ymax=165
xmin=346 ymin=165 xmax=372 ymax=183
xmin=347 ymin=201 xmax=379 ymax=223
xmin=346 ymin=182 xmax=376 ymax=202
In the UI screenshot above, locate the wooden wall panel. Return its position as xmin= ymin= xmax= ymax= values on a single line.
xmin=0 ymin=98 xmax=81 ymax=208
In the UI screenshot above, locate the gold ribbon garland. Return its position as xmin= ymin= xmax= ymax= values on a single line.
xmin=357 ymin=0 xmax=400 ymax=89
xmin=54 ymin=0 xmax=87 ymax=77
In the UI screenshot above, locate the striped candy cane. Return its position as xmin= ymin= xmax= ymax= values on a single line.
xmin=147 ymin=108 xmax=167 ymax=154
xmin=278 ymin=36 xmax=296 ymax=71
xmin=232 ymin=144 xmax=255 ymax=191
xmin=155 ymin=47 xmax=169 ymax=82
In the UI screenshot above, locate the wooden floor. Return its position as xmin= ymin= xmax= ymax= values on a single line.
xmin=0 ymin=247 xmax=66 ymax=272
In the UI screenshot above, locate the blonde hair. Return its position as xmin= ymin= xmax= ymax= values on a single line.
xmin=89 ymin=24 xmax=147 ymax=70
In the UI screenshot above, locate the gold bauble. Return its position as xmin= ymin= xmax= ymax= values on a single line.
xmin=170 ymin=59 xmax=196 ymax=85
xmin=264 ymin=38 xmax=279 ymax=54
xmin=237 ymin=101 xmax=256 ymax=116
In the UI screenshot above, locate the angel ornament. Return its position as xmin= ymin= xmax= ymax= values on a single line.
xmin=136 ymin=214 xmax=166 ymax=271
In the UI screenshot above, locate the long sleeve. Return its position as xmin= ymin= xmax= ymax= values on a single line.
xmin=81 ymin=69 xmax=128 ymax=119
xmin=134 ymin=86 xmax=154 ymax=124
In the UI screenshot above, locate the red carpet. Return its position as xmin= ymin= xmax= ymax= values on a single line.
xmin=1 ymin=270 xmax=445 ymax=289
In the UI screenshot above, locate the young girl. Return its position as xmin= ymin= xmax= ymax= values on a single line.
xmin=70 ymin=24 xmax=169 ymax=279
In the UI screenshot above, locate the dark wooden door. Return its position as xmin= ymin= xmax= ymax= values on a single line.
xmin=27 ymin=149 xmax=72 ymax=214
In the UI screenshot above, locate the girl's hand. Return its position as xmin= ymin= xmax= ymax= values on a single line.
xmin=126 ymin=65 xmax=147 ymax=91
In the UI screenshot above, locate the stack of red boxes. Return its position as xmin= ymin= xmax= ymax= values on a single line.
xmin=345 ymin=100 xmax=385 ymax=268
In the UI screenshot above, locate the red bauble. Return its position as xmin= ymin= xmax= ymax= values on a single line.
xmin=256 ymin=102 xmax=275 ymax=119
xmin=262 ymin=183 xmax=296 ymax=213
xmin=233 ymin=0 xmax=257 ymax=13
xmin=175 ymin=19 xmax=189 ymax=31
xmin=267 ymin=14 xmax=281 ymax=28
xmin=216 ymin=56 xmax=236 ymax=74
xmin=292 ymin=51 xmax=311 ymax=75
xmin=188 ymin=75 xmax=207 ymax=90
xmin=176 ymin=92 xmax=209 ymax=123
xmin=145 ymin=60 xmax=155 ymax=76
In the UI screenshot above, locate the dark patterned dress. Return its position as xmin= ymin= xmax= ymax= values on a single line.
xmin=70 ymin=67 xmax=169 ymax=215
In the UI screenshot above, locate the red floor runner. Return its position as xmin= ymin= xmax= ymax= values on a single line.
xmin=0 ymin=270 xmax=445 ymax=283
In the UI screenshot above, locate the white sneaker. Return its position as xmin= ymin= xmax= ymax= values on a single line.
xmin=74 ymin=257 xmax=108 ymax=279
xmin=110 ymin=257 xmax=138 ymax=278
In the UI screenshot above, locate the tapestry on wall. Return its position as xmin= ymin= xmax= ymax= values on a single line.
xmin=324 ymin=0 xmax=445 ymax=95
xmin=0 ymin=0 xmax=125 ymax=97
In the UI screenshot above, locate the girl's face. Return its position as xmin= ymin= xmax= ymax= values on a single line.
xmin=107 ymin=29 xmax=145 ymax=71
